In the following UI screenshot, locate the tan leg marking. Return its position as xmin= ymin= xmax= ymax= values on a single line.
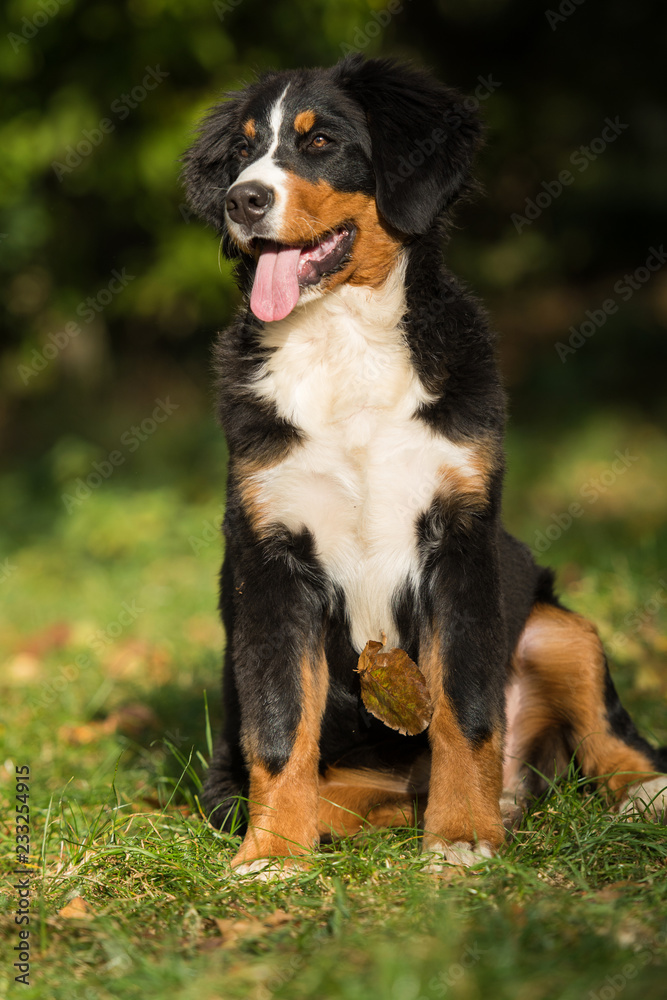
xmin=420 ymin=636 xmax=505 ymax=865
xmin=317 ymin=759 xmax=429 ymax=838
xmin=508 ymin=604 xmax=660 ymax=806
xmin=232 ymin=649 xmax=328 ymax=871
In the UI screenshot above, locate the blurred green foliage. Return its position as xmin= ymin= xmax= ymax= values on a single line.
xmin=1 ymin=0 xmax=666 ymax=472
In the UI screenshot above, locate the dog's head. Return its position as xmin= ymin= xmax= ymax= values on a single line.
xmin=183 ymin=56 xmax=481 ymax=322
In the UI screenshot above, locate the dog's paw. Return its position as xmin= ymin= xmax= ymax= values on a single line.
xmin=420 ymin=838 xmax=494 ymax=873
xmin=499 ymin=789 xmax=526 ymax=830
xmin=230 ymin=856 xmax=305 ymax=880
xmin=618 ymin=777 xmax=667 ymax=823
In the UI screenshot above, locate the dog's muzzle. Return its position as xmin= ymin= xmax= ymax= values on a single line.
xmin=225 ymin=182 xmax=274 ymax=231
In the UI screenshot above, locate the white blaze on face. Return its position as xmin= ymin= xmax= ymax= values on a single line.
xmin=227 ymin=84 xmax=312 ymax=323
xmin=227 ymin=84 xmax=290 ymax=243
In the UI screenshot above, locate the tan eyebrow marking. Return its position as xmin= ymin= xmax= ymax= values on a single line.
xmin=294 ymin=110 xmax=316 ymax=134
xmin=242 ymin=118 xmax=256 ymax=139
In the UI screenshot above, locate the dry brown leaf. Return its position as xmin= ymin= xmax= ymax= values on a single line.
xmin=59 ymin=703 xmax=160 ymax=745
xmin=594 ymin=880 xmax=642 ymax=902
xmin=213 ymin=909 xmax=295 ymax=948
xmin=58 ymin=896 xmax=93 ymax=920
xmin=214 ymin=917 xmax=263 ymax=946
xmin=263 ymin=908 xmax=293 ymax=927
xmin=103 ymin=640 xmax=172 ymax=682
xmin=356 ymin=640 xmax=433 ymax=735
xmin=58 ymin=722 xmax=100 ymax=745
xmin=21 ymin=622 xmax=71 ymax=657
xmin=107 ymin=703 xmax=161 ymax=736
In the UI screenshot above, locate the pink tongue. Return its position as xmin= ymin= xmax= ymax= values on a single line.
xmin=250 ymin=242 xmax=302 ymax=322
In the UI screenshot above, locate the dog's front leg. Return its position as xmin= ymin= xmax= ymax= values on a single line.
xmin=228 ymin=535 xmax=329 ymax=875
xmin=420 ymin=518 xmax=507 ymax=868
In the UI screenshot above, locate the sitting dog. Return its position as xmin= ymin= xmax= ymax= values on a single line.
xmin=183 ymin=55 xmax=666 ymax=872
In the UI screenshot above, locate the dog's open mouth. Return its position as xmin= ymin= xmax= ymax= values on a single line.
xmin=250 ymin=225 xmax=355 ymax=323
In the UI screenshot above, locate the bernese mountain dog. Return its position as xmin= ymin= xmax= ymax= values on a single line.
xmin=183 ymin=55 xmax=667 ymax=873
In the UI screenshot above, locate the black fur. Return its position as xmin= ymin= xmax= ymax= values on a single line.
xmin=332 ymin=55 xmax=483 ymax=234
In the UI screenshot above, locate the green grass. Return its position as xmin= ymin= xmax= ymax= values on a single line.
xmin=1 ymin=405 xmax=667 ymax=999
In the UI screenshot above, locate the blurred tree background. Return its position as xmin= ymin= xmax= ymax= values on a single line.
xmin=1 ymin=0 xmax=667 ymax=592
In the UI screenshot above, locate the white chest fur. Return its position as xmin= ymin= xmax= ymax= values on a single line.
xmin=249 ymin=264 xmax=478 ymax=652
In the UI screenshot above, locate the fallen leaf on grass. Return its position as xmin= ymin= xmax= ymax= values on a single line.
xmin=214 ymin=917 xmax=262 ymax=946
xmin=213 ymin=909 xmax=296 ymax=948
xmin=263 ymin=908 xmax=292 ymax=928
xmin=20 ymin=622 xmax=71 ymax=657
xmin=422 ymin=866 xmax=460 ymax=884
xmin=103 ymin=640 xmax=172 ymax=683
xmin=356 ymin=640 xmax=433 ymax=735
xmin=594 ymin=880 xmax=643 ymax=902
xmin=58 ymin=722 xmax=100 ymax=745
xmin=59 ymin=703 xmax=160 ymax=745
xmin=58 ymin=896 xmax=94 ymax=920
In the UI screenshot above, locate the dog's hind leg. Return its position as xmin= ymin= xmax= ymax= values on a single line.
xmin=502 ymin=601 xmax=667 ymax=825
xmin=317 ymin=756 xmax=430 ymax=839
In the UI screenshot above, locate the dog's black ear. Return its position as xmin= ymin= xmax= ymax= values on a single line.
xmin=182 ymin=92 xmax=246 ymax=232
xmin=333 ymin=55 xmax=482 ymax=235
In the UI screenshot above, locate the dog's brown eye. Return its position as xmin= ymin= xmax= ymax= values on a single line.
xmin=310 ymin=134 xmax=330 ymax=149
xmin=239 ymin=142 xmax=250 ymax=158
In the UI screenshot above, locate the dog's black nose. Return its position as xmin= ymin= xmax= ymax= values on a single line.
xmin=225 ymin=182 xmax=274 ymax=228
